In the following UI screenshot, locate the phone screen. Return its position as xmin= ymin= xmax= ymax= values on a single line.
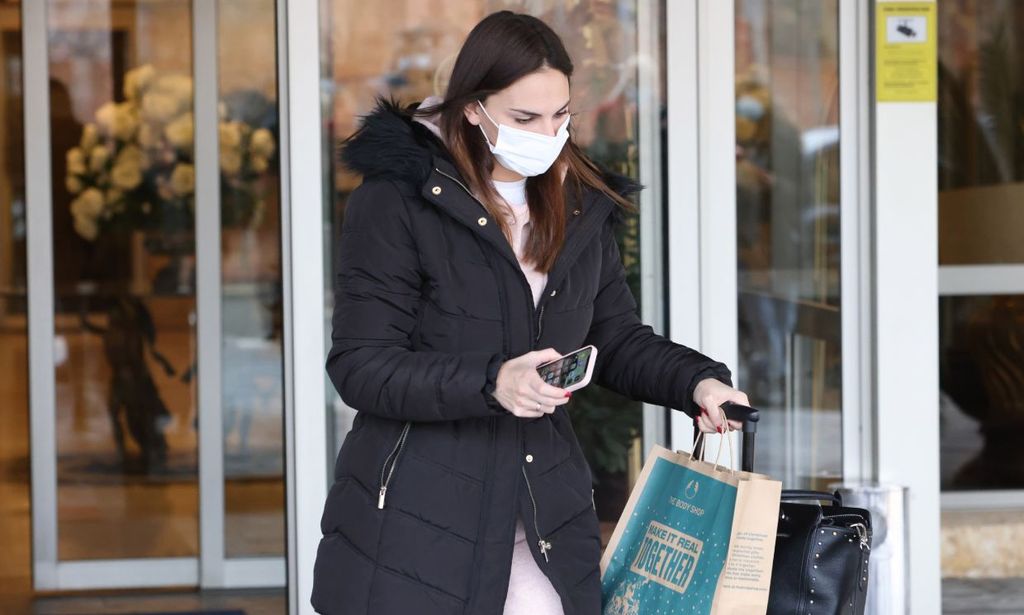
xmin=537 ymin=346 xmax=593 ymax=388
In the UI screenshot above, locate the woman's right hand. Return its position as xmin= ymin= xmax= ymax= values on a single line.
xmin=492 ymin=348 xmax=572 ymax=418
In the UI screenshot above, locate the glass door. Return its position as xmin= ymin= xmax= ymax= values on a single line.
xmin=666 ymin=0 xmax=865 ymax=487
xmin=316 ymin=0 xmax=668 ymax=556
xmin=285 ymin=1 xmax=669 ymax=611
xmin=733 ymin=0 xmax=845 ymax=489
xmin=25 ymin=0 xmax=286 ymax=592
xmin=937 ymin=0 xmax=1024 ymax=579
xmin=288 ymin=0 xmax=867 ymax=610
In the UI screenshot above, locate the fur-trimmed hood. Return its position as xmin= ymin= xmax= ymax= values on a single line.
xmin=338 ymin=96 xmax=643 ymax=203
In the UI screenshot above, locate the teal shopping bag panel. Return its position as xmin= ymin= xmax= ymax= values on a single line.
xmin=601 ymin=457 xmax=737 ymax=615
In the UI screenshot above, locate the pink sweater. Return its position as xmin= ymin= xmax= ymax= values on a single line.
xmin=491 ymin=178 xmax=548 ymax=306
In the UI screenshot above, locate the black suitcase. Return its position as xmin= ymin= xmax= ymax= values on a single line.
xmin=692 ymin=402 xmax=873 ymax=615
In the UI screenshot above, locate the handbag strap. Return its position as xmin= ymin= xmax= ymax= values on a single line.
xmin=780 ymin=489 xmax=843 ymax=507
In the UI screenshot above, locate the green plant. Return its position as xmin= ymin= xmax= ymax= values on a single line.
xmin=569 ymin=383 xmax=642 ymax=478
xmin=567 ymin=144 xmax=644 ymax=481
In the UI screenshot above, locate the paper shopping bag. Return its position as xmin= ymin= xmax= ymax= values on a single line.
xmin=709 ymin=469 xmax=782 ymax=614
xmin=600 ymin=443 xmax=781 ymax=615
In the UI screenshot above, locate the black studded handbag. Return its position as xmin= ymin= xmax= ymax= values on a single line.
xmin=692 ymin=406 xmax=873 ymax=614
xmin=766 ymin=490 xmax=873 ymax=615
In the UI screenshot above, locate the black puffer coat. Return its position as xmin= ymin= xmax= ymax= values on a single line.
xmin=311 ymin=99 xmax=733 ymax=615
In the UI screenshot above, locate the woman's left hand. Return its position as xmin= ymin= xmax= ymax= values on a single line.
xmin=692 ymin=378 xmax=750 ymax=434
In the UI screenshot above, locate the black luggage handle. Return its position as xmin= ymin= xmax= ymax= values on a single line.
xmin=689 ymin=401 xmax=760 ymax=432
xmin=691 ymin=401 xmax=760 ymax=472
xmin=720 ymin=401 xmax=759 ymax=433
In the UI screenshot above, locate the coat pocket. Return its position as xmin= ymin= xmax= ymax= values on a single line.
xmin=378 ymin=420 xmax=412 ymax=509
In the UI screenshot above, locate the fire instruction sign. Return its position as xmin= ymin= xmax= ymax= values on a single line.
xmin=876 ymin=2 xmax=937 ymax=102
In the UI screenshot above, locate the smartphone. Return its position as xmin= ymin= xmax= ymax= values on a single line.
xmin=536 ymin=345 xmax=598 ymax=392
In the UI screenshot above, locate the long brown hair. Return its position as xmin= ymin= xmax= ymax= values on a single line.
xmin=413 ymin=11 xmax=636 ymax=273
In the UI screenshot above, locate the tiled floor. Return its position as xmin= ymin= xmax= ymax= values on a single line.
xmin=943 ymin=577 xmax=1024 ymax=614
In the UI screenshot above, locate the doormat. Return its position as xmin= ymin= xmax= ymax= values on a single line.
xmin=86 ymin=611 xmax=246 ymax=615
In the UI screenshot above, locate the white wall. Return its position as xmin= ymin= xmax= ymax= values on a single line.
xmin=872 ymin=3 xmax=942 ymax=610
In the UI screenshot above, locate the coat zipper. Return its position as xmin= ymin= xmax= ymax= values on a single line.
xmin=435 ymin=167 xmax=547 ymax=347
xmin=521 ymin=464 xmax=552 ymax=562
xmin=535 ymin=305 xmax=546 ymax=344
xmin=434 ymin=167 xmax=560 ymax=562
xmin=378 ymin=421 xmax=412 ymax=509
xmin=433 ymin=166 xmax=608 ymax=347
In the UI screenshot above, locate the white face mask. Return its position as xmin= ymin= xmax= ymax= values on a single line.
xmin=477 ymin=101 xmax=570 ymax=177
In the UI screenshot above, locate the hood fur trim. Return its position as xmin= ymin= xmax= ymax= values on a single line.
xmin=338 ymin=96 xmax=443 ymax=186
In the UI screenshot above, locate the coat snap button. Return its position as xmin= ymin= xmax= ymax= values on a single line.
xmin=431 ymin=186 xmax=442 ymax=195
xmin=525 ymin=454 xmax=534 ymax=463
xmin=550 ymin=289 xmax=557 ymax=297
xmin=572 ymin=209 xmax=581 ymax=216
xmin=477 ymin=217 xmax=488 ymax=226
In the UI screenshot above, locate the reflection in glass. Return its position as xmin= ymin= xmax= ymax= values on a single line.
xmin=49 ymin=0 xmax=198 ymax=560
xmin=734 ymin=1 xmax=842 ymax=489
xmin=217 ymin=0 xmax=285 ymax=559
xmin=0 ymin=0 xmax=31 ymax=595
xmin=49 ymin=0 xmax=284 ymax=561
xmin=51 ymin=0 xmax=200 ymax=561
xmin=938 ymin=2 xmax=1024 ymax=490
xmin=320 ymin=0 xmax=656 ymax=546
xmin=940 ymin=295 xmax=1024 ymax=489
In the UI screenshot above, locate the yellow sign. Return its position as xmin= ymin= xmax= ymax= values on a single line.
xmin=876 ymin=1 xmax=937 ymax=102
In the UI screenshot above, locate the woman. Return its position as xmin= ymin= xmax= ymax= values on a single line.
xmin=312 ymin=11 xmax=749 ymax=615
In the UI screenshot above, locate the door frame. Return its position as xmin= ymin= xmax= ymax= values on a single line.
xmin=665 ymin=0 xmax=874 ymax=481
xmin=279 ymin=1 xmax=677 ymax=612
xmin=283 ymin=0 xmax=948 ymax=612
xmin=24 ymin=0 xmax=284 ymax=591
xmin=665 ymin=0 xmax=739 ymax=461
xmin=664 ymin=1 xmax=943 ymax=612
xmin=278 ymin=0 xmax=327 ymax=612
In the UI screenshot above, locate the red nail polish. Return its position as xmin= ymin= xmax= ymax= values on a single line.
xmin=565 ymin=391 xmax=571 ymax=398
xmin=717 ymin=426 xmax=724 ymax=434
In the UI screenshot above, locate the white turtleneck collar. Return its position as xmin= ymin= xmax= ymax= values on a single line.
xmin=492 ymin=177 xmax=527 ymax=207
